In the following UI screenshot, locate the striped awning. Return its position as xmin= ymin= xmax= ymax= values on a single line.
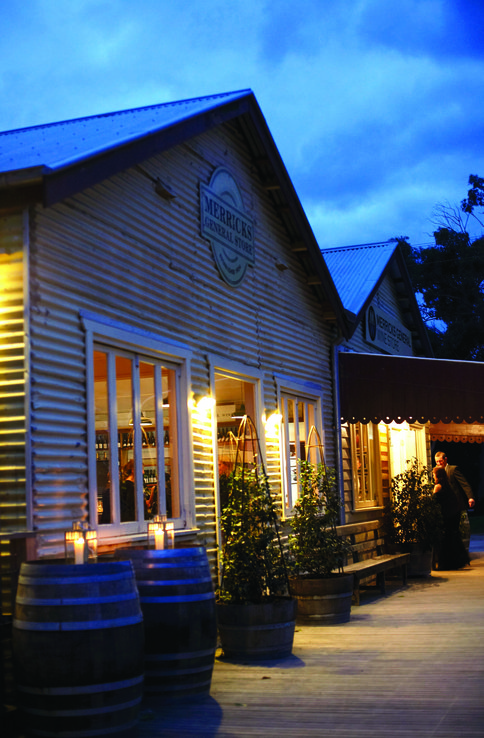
xmin=339 ymin=352 xmax=484 ymax=425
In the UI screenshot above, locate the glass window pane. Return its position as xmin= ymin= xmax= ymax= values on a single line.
xmin=163 ymin=366 xmax=178 ymax=519
xmin=95 ymin=351 xmax=111 ymax=525
xmin=117 ymin=355 xmax=136 ymax=522
xmin=139 ymin=361 xmax=157 ymax=520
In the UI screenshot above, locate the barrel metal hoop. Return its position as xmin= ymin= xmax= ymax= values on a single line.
xmin=20 ymin=717 xmax=139 ymax=737
xmin=137 ymin=576 xmax=213 ymax=586
xmin=13 ymin=614 xmax=143 ymax=631
xmin=145 ymin=678 xmax=212 ymax=693
xmin=15 ymin=592 xmax=140 ymax=607
xmin=145 ymin=647 xmax=216 ymax=661
xmin=218 ymin=620 xmax=294 ymax=632
xmin=17 ymin=674 xmax=144 ymax=696
xmin=18 ymin=572 xmax=135 ymax=586
xmin=140 ymin=592 xmax=215 ymax=604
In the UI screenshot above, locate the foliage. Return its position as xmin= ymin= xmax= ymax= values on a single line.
xmin=217 ymin=467 xmax=288 ymax=604
xmin=288 ymin=461 xmax=352 ymax=578
xmin=385 ymin=459 xmax=443 ymax=551
xmin=400 ymin=174 xmax=484 ymax=361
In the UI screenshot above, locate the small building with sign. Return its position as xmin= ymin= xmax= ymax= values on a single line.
xmin=322 ymin=241 xmax=434 ymax=521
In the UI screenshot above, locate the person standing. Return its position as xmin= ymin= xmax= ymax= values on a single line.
xmin=432 ymin=466 xmax=469 ymax=569
xmin=434 ymin=451 xmax=474 ymax=568
xmin=434 ymin=452 xmax=475 ymax=510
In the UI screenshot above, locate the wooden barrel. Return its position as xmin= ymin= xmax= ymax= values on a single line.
xmin=116 ymin=547 xmax=217 ymax=701
xmin=289 ymin=574 xmax=353 ymax=624
xmin=12 ymin=560 xmax=144 ymax=738
xmin=216 ymin=598 xmax=296 ymax=660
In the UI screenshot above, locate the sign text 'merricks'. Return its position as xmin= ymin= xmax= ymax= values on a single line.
xmin=201 ymin=185 xmax=255 ymax=265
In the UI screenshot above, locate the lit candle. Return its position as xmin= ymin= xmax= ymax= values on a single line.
xmin=74 ymin=536 xmax=85 ymax=565
xmin=154 ymin=527 xmax=164 ymax=550
xmin=165 ymin=522 xmax=175 ymax=549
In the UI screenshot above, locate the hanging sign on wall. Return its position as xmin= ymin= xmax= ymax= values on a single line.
xmin=200 ymin=167 xmax=255 ymax=287
xmin=365 ymin=303 xmax=412 ymax=355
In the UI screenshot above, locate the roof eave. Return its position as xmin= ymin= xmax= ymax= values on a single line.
xmin=241 ymin=103 xmax=348 ymax=336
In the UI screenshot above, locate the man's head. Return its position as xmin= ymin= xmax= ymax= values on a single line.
xmin=435 ymin=451 xmax=447 ymax=468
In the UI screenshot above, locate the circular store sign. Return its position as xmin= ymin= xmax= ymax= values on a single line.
xmin=200 ymin=167 xmax=255 ymax=287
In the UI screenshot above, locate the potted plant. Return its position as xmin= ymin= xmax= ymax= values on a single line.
xmin=385 ymin=458 xmax=444 ymax=576
xmin=216 ymin=418 xmax=296 ymax=661
xmin=288 ymin=460 xmax=354 ymax=624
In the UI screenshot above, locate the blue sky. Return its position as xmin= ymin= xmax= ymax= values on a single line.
xmin=2 ymin=0 xmax=484 ymax=249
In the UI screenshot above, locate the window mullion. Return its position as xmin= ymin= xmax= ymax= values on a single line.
xmin=107 ymin=352 xmax=120 ymax=524
xmin=154 ymin=365 xmax=167 ymax=517
xmin=132 ymin=356 xmax=144 ymax=522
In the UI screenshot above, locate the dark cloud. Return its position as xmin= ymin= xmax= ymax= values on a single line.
xmin=1 ymin=0 xmax=483 ymax=249
xmin=356 ymin=0 xmax=484 ymax=59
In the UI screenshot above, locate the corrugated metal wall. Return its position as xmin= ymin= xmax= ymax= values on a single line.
xmin=0 ymin=212 xmax=27 ymax=533
xmin=0 ymin=212 xmax=29 ymax=617
xmin=27 ymin=122 xmax=336 ymax=558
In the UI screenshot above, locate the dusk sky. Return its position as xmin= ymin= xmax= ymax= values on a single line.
xmin=2 ymin=0 xmax=484 ymax=250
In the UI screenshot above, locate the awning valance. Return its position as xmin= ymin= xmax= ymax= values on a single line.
xmin=339 ymin=352 xmax=484 ymax=425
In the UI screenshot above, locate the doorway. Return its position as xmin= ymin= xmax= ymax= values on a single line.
xmin=214 ymin=372 xmax=257 ymax=509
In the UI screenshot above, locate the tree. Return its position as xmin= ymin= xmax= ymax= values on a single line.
xmin=401 ymin=175 xmax=484 ymax=361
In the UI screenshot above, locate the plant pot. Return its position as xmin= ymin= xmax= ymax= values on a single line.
xmin=289 ymin=573 xmax=353 ymax=624
xmin=406 ymin=543 xmax=433 ymax=577
xmin=216 ymin=597 xmax=296 ymax=661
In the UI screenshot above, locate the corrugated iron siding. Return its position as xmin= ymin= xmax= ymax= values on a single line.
xmin=28 ymin=122 xmax=336 ymax=558
xmin=0 ymin=212 xmax=27 ymax=533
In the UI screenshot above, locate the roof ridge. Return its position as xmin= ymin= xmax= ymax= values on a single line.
xmin=0 ymin=89 xmax=253 ymax=137
xmin=321 ymin=240 xmax=395 ymax=253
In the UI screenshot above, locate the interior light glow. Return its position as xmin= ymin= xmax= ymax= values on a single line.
xmin=265 ymin=412 xmax=282 ymax=439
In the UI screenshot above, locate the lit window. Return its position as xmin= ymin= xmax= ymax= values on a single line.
xmin=94 ymin=346 xmax=180 ymax=531
xmin=350 ymin=422 xmax=382 ymax=509
xmin=281 ymin=393 xmax=322 ymax=513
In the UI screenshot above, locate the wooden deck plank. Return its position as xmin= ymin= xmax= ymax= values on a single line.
xmin=137 ymin=551 xmax=484 ymax=737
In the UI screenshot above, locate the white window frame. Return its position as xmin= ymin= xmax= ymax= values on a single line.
xmin=275 ymin=374 xmax=325 ymax=517
xmin=350 ymin=422 xmax=383 ymax=510
xmin=81 ymin=310 xmax=194 ymax=539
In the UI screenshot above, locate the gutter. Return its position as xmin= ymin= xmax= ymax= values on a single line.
xmin=332 ymin=335 xmax=347 ymax=525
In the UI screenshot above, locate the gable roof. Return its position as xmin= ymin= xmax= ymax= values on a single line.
xmin=322 ymin=240 xmax=432 ymax=356
xmin=0 ymin=89 xmax=348 ymax=334
xmin=0 ymin=90 xmax=253 ymax=206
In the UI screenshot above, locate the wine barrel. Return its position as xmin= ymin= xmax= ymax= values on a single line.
xmin=12 ymin=560 xmax=144 ymax=738
xmin=116 ymin=547 xmax=217 ymax=701
xmin=216 ymin=597 xmax=297 ymax=660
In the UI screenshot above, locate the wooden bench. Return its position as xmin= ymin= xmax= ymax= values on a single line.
xmin=335 ymin=520 xmax=410 ymax=605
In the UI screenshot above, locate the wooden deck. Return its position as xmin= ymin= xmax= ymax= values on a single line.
xmin=138 ymin=548 xmax=484 ymax=737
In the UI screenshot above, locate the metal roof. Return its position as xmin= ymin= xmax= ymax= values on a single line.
xmin=0 ymin=90 xmax=251 ymax=175
xmin=321 ymin=241 xmax=397 ymax=317
xmin=0 ymin=88 xmax=349 ymax=336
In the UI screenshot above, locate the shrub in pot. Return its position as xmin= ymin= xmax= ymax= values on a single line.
xmin=385 ymin=458 xmax=444 ymax=576
xmin=216 ymin=417 xmax=296 ymax=661
xmin=288 ymin=461 xmax=354 ymax=624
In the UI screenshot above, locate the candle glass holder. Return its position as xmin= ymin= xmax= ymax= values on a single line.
xmin=64 ymin=522 xmax=98 ymax=564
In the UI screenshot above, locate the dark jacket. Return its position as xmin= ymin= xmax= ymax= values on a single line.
xmin=446 ymin=465 xmax=473 ymax=511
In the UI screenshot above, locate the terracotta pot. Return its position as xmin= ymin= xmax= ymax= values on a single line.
xmin=289 ymin=573 xmax=353 ymax=624
xmin=216 ymin=597 xmax=296 ymax=660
